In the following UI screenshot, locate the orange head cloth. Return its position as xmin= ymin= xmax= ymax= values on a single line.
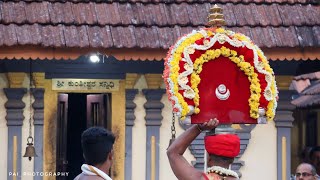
xmin=204 ymin=134 xmax=240 ymax=158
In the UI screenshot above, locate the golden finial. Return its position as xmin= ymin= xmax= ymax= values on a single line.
xmin=208 ymin=4 xmax=226 ymax=27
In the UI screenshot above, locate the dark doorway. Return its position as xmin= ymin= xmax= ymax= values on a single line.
xmin=66 ymin=93 xmax=87 ymax=179
xmin=56 ymin=93 xmax=111 ymax=180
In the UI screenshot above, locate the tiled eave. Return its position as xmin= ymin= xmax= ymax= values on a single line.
xmin=0 ymin=46 xmax=319 ymax=61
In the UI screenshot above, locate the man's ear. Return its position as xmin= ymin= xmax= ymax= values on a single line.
xmin=108 ymin=151 xmax=113 ymax=160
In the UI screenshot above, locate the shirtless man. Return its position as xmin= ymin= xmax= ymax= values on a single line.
xmin=74 ymin=127 xmax=115 ymax=180
xmin=167 ymin=119 xmax=240 ymax=180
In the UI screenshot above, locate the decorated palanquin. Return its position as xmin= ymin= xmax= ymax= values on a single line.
xmin=163 ymin=5 xmax=278 ymax=124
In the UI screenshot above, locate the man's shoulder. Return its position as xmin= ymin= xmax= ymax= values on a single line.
xmin=74 ymin=174 xmax=104 ymax=180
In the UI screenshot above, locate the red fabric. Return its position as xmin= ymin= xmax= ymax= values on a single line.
xmin=185 ymin=40 xmax=268 ymax=124
xmin=204 ymin=134 xmax=240 ymax=158
xmin=191 ymin=56 xmax=256 ymax=124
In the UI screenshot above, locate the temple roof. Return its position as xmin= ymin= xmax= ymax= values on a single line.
xmin=0 ymin=0 xmax=319 ymax=49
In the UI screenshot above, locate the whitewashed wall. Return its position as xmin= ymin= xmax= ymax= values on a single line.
xmin=240 ymin=122 xmax=277 ymax=180
xmin=0 ymin=73 xmax=9 ymax=179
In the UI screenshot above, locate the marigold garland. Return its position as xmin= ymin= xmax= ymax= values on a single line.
xmin=168 ymin=31 xmax=212 ymax=119
xmin=191 ymin=46 xmax=261 ymax=119
xmin=164 ymin=27 xmax=278 ymax=122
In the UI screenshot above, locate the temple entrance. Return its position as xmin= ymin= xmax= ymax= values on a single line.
xmin=56 ymin=93 xmax=112 ymax=180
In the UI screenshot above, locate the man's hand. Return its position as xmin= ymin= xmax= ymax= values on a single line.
xmin=198 ymin=118 xmax=219 ymax=131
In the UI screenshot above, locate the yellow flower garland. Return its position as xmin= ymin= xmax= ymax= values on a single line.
xmin=169 ymin=31 xmax=212 ymax=119
xmin=167 ymin=28 xmax=277 ymax=121
xmin=191 ymin=46 xmax=261 ymax=119
xmin=256 ymin=49 xmax=277 ymax=121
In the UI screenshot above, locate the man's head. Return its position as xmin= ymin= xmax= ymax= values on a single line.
xmin=295 ymin=163 xmax=318 ymax=180
xmin=309 ymin=146 xmax=320 ymax=175
xmin=204 ymin=134 xmax=240 ymax=167
xmin=81 ymin=127 xmax=115 ymax=166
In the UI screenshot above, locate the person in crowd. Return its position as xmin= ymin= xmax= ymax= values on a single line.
xmin=74 ymin=127 xmax=115 ymax=180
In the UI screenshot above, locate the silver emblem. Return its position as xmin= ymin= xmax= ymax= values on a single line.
xmin=215 ymin=84 xmax=230 ymax=100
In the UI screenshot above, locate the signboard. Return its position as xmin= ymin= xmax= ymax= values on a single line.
xmin=52 ymin=79 xmax=119 ymax=91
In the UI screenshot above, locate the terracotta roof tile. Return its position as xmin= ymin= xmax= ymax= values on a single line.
xmin=0 ymin=25 xmax=4 ymax=45
xmin=278 ymin=5 xmax=296 ymax=26
xmin=273 ymin=27 xmax=299 ymax=47
xmin=41 ymin=25 xmax=65 ymax=47
xmin=41 ymin=25 xmax=53 ymax=47
xmin=232 ymin=4 xmax=246 ymax=27
xmin=118 ymin=3 xmax=135 ymax=25
xmin=130 ymin=3 xmax=145 ymax=25
xmin=149 ymin=26 xmax=160 ymax=48
xmin=156 ymin=4 xmax=170 ymax=26
xmin=71 ymin=2 xmax=97 ymax=24
xmin=296 ymin=26 xmax=317 ymax=47
xmin=0 ymin=1 xmax=318 ymax=49
xmin=291 ymin=95 xmax=320 ymax=107
xmin=76 ymin=26 xmax=90 ymax=48
xmin=250 ymin=28 xmax=264 ymax=47
xmin=30 ymin=24 xmax=42 ymax=44
xmin=303 ymin=85 xmax=320 ymax=95
xmin=134 ymin=27 xmax=148 ymax=48
xmin=0 ymin=2 xmax=319 ymax=27
xmin=110 ymin=26 xmax=124 ymax=48
xmin=147 ymin=3 xmax=168 ymax=26
xmin=266 ymin=4 xmax=282 ymax=26
xmin=115 ymin=26 xmax=137 ymax=48
xmin=63 ymin=26 xmax=80 ymax=47
xmin=168 ymin=3 xmax=190 ymax=26
xmin=251 ymin=5 xmax=269 ymax=27
xmin=222 ymin=3 xmax=237 ymax=27
xmin=243 ymin=4 xmax=259 ymax=26
xmin=2 ymin=24 xmax=17 ymax=46
xmin=142 ymin=4 xmax=157 ymax=25
xmin=157 ymin=27 xmax=175 ymax=48
xmin=295 ymin=5 xmax=308 ymax=26
xmin=105 ymin=3 xmax=121 ymax=25
xmin=173 ymin=26 xmax=183 ymax=40
xmin=88 ymin=26 xmax=113 ymax=48
xmin=47 ymin=2 xmax=74 ymax=24
xmin=307 ymin=4 xmax=320 ymax=25
xmin=15 ymin=25 xmax=31 ymax=45
xmin=260 ymin=27 xmax=278 ymax=48
xmin=2 ymin=2 xmax=27 ymax=24
xmin=25 ymin=2 xmax=50 ymax=24
xmin=0 ymin=24 xmax=318 ymax=48
xmin=300 ymin=4 xmax=316 ymax=25
xmin=313 ymin=26 xmax=320 ymax=47
xmin=51 ymin=25 xmax=66 ymax=47
xmin=93 ymin=3 xmax=111 ymax=25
